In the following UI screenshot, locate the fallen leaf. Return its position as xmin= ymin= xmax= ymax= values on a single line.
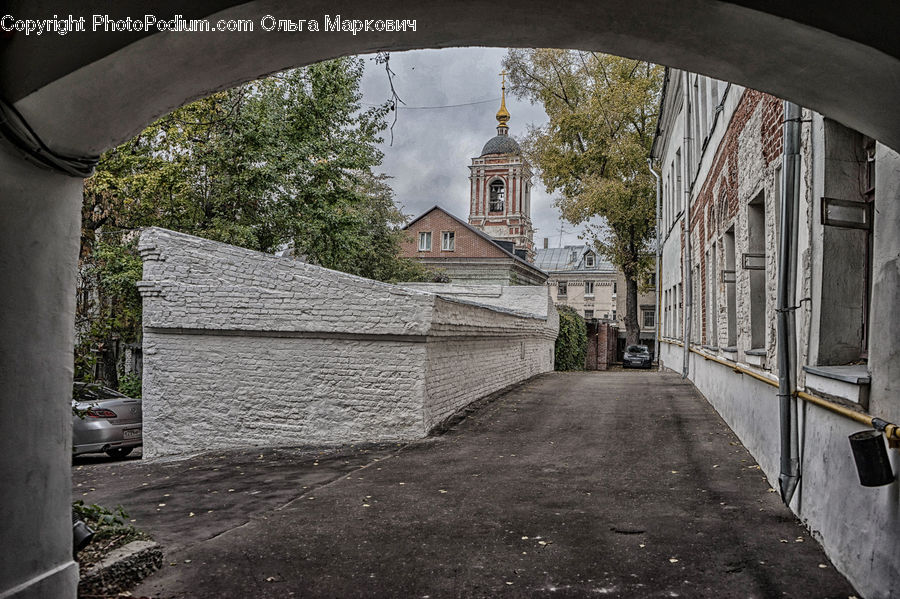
xmin=818 ymin=564 xmax=828 ymax=569
xmin=439 ymin=490 xmax=448 ymax=494
xmin=266 ymin=576 xmax=277 ymax=582
xmin=669 ymin=558 xmax=679 ymax=563
xmin=188 ymin=512 xmax=195 ymax=517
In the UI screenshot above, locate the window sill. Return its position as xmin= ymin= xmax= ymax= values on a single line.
xmin=803 ymin=365 xmax=870 ymax=407
xmin=746 ymin=347 xmax=767 ymax=368
xmin=721 ymin=346 xmax=737 ymax=361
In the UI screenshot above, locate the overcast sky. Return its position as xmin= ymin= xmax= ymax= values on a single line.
xmin=359 ymin=47 xmax=585 ymax=247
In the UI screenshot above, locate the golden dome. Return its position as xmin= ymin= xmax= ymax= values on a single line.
xmin=496 ymin=69 xmax=510 ymax=129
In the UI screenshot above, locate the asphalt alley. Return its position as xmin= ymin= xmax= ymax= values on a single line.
xmin=74 ymin=370 xmax=858 ymax=598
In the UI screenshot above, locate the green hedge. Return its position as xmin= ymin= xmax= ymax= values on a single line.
xmin=554 ymin=305 xmax=587 ymax=371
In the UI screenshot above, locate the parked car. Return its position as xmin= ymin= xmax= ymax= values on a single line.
xmin=623 ymin=344 xmax=652 ymax=369
xmin=72 ymin=383 xmax=142 ymax=459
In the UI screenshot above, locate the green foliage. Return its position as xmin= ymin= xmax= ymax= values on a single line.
xmin=503 ymin=50 xmax=663 ymax=343
xmin=72 ymin=501 xmax=150 ymax=564
xmin=118 ymin=373 xmax=142 ymax=399
xmin=554 ymin=305 xmax=587 ymax=371
xmin=77 ymin=57 xmax=430 ymax=383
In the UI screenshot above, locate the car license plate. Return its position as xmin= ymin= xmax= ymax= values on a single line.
xmin=123 ymin=427 xmax=141 ymax=439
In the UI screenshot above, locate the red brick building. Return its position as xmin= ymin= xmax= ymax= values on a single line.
xmin=401 ymin=74 xmax=545 ymax=286
xmin=401 ymin=206 xmax=547 ymax=286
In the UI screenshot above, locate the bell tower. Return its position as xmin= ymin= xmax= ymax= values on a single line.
xmin=468 ymin=70 xmax=535 ymax=261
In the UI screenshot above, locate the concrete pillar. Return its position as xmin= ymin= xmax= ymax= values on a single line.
xmin=869 ymin=143 xmax=900 ymax=425
xmin=0 ymin=146 xmax=81 ymax=598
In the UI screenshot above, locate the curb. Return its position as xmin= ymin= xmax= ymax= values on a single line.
xmin=78 ymin=540 xmax=163 ymax=597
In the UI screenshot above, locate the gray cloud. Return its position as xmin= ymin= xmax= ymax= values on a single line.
xmin=360 ymin=47 xmax=586 ymax=248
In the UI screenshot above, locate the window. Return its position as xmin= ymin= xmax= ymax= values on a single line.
xmin=418 ymin=231 xmax=432 ymax=252
xmin=585 ymin=253 xmax=595 ymax=268
xmin=746 ymin=192 xmax=766 ymax=349
xmin=612 ymin=282 xmax=617 ymax=295
xmin=815 ymin=125 xmax=875 ymax=364
xmin=441 ymin=231 xmax=455 ymax=251
xmin=647 ymin=273 xmax=656 ymax=288
xmin=643 ymin=309 xmax=655 ymax=329
xmin=724 ymin=226 xmax=737 ymax=347
xmin=707 ymin=242 xmax=718 ymax=345
xmin=584 ymin=310 xmax=594 ymax=319
xmin=558 ymin=281 xmax=568 ymax=296
xmin=612 ymin=310 xmax=617 ymax=320
xmin=584 ymin=281 xmax=594 ymax=296
xmin=489 ymin=180 xmax=505 ymax=212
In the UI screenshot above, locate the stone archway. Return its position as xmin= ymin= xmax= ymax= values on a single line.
xmin=2 ymin=1 xmax=899 ymax=596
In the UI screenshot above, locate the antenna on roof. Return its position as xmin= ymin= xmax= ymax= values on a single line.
xmin=557 ymin=222 xmax=568 ymax=247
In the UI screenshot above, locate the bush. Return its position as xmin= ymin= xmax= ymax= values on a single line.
xmin=118 ymin=372 xmax=142 ymax=398
xmin=554 ymin=305 xmax=587 ymax=371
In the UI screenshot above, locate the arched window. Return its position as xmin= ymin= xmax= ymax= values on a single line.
xmin=489 ymin=180 xmax=505 ymax=212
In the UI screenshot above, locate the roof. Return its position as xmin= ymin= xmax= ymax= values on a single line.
xmin=404 ymin=206 xmax=546 ymax=275
xmin=481 ymin=134 xmax=521 ymax=156
xmin=533 ymin=245 xmax=615 ymax=272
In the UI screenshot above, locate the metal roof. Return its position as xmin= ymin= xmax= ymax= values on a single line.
xmin=481 ymin=134 xmax=521 ymax=156
xmin=533 ymin=245 xmax=614 ymax=272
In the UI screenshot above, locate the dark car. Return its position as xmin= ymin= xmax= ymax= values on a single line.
xmin=623 ymin=344 xmax=652 ymax=369
xmin=72 ymin=383 xmax=142 ymax=459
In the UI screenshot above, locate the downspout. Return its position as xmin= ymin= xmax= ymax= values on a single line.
xmin=682 ymin=72 xmax=693 ymax=378
xmin=647 ymin=159 xmax=662 ymax=368
xmin=777 ymin=101 xmax=802 ymax=504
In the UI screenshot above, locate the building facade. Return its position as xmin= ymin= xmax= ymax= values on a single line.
xmin=654 ymin=69 xmax=900 ymax=598
xmin=401 ymin=206 xmax=547 ymax=286
xmin=534 ymin=243 xmax=618 ymax=321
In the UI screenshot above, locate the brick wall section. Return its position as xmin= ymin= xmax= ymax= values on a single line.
xmin=400 ymin=209 xmax=507 ymax=259
xmin=138 ymin=228 xmax=557 ymax=458
xmin=688 ymin=90 xmax=783 ymax=346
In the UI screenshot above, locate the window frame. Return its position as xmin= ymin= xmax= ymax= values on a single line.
xmin=584 ymin=280 xmax=594 ymax=296
xmin=418 ymin=231 xmax=432 ymax=252
xmin=441 ymin=230 xmax=455 ymax=251
xmin=557 ymin=281 xmax=568 ymax=296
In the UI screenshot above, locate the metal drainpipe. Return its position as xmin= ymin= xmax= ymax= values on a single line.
xmin=647 ymin=159 xmax=662 ymax=368
xmin=682 ymin=72 xmax=693 ymax=378
xmin=777 ymin=101 xmax=802 ymax=504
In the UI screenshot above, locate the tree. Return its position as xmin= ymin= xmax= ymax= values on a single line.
xmin=503 ymin=49 xmax=662 ymax=345
xmin=77 ymin=57 xmax=428 ymax=384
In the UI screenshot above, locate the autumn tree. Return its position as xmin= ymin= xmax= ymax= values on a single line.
xmin=77 ymin=57 xmax=428 ymax=385
xmin=503 ymin=49 xmax=663 ymax=345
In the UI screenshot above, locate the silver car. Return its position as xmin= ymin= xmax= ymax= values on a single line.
xmin=72 ymin=383 xmax=142 ymax=458
xmin=623 ymin=344 xmax=652 ymax=369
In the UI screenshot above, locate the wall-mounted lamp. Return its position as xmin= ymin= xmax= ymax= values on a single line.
xmin=848 ymin=429 xmax=895 ymax=487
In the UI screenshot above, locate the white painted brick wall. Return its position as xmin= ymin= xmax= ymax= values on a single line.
xmin=139 ymin=228 xmax=558 ymax=458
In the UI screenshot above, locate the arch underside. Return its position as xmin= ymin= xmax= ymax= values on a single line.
xmin=3 ymin=0 xmax=900 ymax=157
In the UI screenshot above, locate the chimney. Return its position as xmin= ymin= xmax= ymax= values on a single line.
xmin=543 ymin=237 xmax=549 ymax=249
